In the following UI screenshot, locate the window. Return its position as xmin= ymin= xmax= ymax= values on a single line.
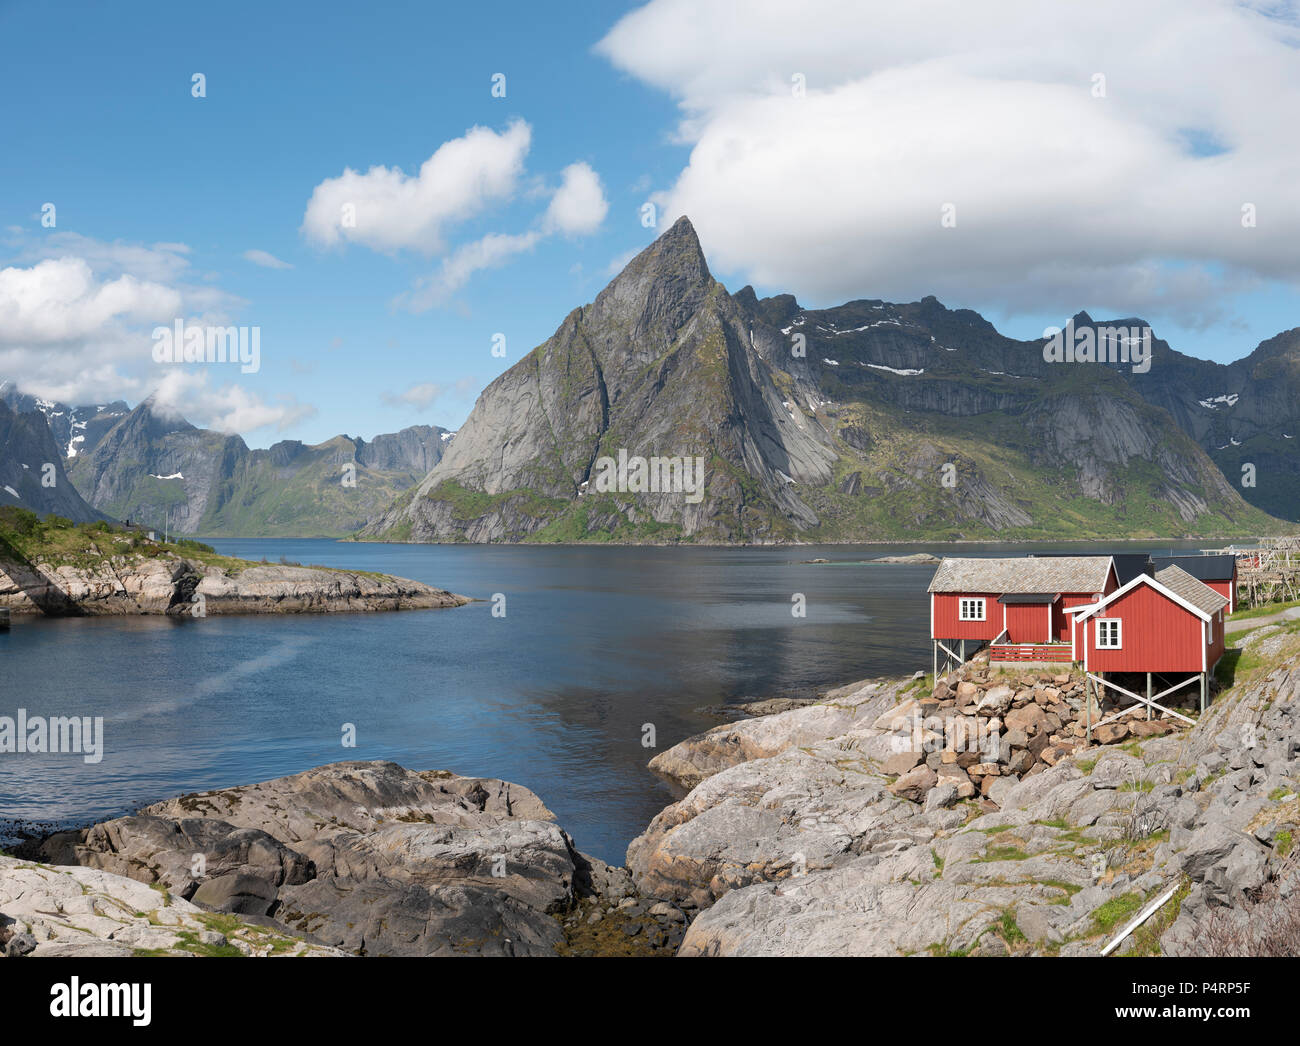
xmin=1096 ymin=618 xmax=1122 ymax=649
xmin=959 ymin=598 xmax=986 ymax=621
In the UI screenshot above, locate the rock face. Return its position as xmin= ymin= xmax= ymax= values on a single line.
xmin=63 ymin=396 xmax=452 ymax=537
xmin=0 ymin=399 xmax=109 ymax=522
xmin=363 ymin=217 xmax=836 ymax=544
xmin=648 ymin=678 xmax=906 ymax=790
xmin=0 ymin=855 xmax=343 ymax=957
xmin=0 ymin=553 xmax=465 ymax=616
xmin=33 ymin=763 xmax=573 ymax=956
xmin=628 ymin=624 xmax=1300 ymax=956
xmin=0 ymin=381 xmax=128 ymax=461
xmin=361 ymin=218 xmax=1278 ymax=544
xmin=27 ymin=761 xmax=689 ymax=957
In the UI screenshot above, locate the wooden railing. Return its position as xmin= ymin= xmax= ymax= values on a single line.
xmin=990 ymin=643 xmax=1074 ymax=663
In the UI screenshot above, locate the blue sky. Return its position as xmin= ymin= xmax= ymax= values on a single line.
xmin=3 ymin=0 xmax=1299 ymax=446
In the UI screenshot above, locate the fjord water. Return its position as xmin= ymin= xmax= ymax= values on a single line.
xmin=0 ymin=539 xmax=1207 ymax=863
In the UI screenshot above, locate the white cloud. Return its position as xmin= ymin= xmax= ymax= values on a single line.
xmin=0 ymin=257 xmax=180 ymax=344
xmin=243 ymin=249 xmax=293 ymax=270
xmin=0 ymin=235 xmax=307 ymax=436
xmin=301 ymin=121 xmax=532 ymax=253
xmin=381 ymin=377 xmax=479 ymax=412
xmin=544 ymin=162 xmax=609 ymax=235
xmin=398 ymin=231 xmax=541 ymax=312
xmin=151 ymin=370 xmax=316 ymax=434
xmin=302 ymin=124 xmax=608 ymax=308
xmin=596 ymin=0 xmax=1300 ymax=315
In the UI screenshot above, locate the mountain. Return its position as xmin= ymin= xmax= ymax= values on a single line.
xmin=361 ymin=217 xmax=1284 ymax=544
xmin=0 ymin=382 xmax=129 ymax=460
xmin=0 ymin=399 xmax=109 ymax=522
xmin=65 ymin=399 xmax=453 ymax=537
xmin=1115 ymin=327 xmax=1300 ymax=521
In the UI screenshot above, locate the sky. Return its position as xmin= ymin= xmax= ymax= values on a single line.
xmin=3 ymin=0 xmax=1300 ymax=447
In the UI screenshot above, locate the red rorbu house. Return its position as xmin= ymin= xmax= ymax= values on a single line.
xmin=1068 ymin=563 xmax=1228 ymax=717
xmin=927 ymin=556 xmax=1119 ymax=674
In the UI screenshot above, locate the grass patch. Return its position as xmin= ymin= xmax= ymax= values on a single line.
xmin=1119 ymin=880 xmax=1191 ymax=957
xmin=974 ymin=845 xmax=1032 ymax=863
xmin=1089 ymin=892 xmax=1143 ymax=937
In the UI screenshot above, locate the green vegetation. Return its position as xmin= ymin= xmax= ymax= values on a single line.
xmin=1118 ymin=881 xmax=1191 ymax=957
xmin=1228 ymin=598 xmax=1300 ymax=621
xmin=1089 ymin=892 xmax=1143 ymax=936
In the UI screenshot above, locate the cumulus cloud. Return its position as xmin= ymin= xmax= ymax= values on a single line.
xmin=151 ymin=369 xmax=316 ymax=434
xmin=394 ymin=164 xmax=608 ymax=310
xmin=544 ymin=162 xmax=609 ymax=235
xmin=243 ymin=249 xmax=293 ymax=269
xmin=301 ymin=123 xmax=608 ymax=308
xmin=596 ymin=0 xmax=1300 ymax=315
xmin=301 ymin=121 xmax=532 ymax=253
xmin=0 ymin=235 xmax=309 ymax=435
xmin=397 ymin=231 xmax=542 ymax=312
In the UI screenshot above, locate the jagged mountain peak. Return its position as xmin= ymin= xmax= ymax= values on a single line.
xmin=594 ymin=216 xmax=714 ymax=339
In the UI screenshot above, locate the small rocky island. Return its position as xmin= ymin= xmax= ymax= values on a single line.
xmin=0 ymin=508 xmax=464 ymax=615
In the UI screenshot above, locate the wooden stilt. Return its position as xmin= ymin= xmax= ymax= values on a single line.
xmin=1146 ymin=673 xmax=1152 ymax=721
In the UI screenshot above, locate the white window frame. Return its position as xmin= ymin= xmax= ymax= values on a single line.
xmin=1096 ymin=618 xmax=1122 ymax=649
xmin=959 ymin=598 xmax=986 ymax=622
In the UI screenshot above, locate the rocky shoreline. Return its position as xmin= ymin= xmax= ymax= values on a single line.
xmin=0 ymin=553 xmax=466 ymax=615
xmin=5 ymin=620 xmax=1299 ymax=957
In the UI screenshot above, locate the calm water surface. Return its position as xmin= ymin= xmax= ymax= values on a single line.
xmin=0 ymin=539 xmax=1209 ymax=862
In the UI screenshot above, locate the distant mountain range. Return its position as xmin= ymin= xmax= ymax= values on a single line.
xmin=361 ymin=217 xmax=1290 ymax=543
xmin=1 ymin=216 xmax=1295 ymax=541
xmin=0 ymin=390 xmax=452 ymax=537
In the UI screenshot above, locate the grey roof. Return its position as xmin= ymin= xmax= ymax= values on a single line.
xmin=998 ymin=593 xmax=1059 ymax=604
xmin=1152 ymin=554 xmax=1236 ymax=582
xmin=928 ymin=557 xmax=1113 ymax=594
xmin=1153 ymin=564 xmax=1229 ymax=616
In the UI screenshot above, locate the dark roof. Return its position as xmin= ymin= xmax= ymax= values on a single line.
xmin=1151 ymin=554 xmax=1236 ymax=582
xmin=998 ymin=593 xmax=1059 ymax=604
xmin=1111 ymin=553 xmax=1154 ymax=585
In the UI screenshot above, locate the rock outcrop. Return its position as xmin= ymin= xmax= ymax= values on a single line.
xmin=0 ymin=856 xmax=343 ymax=957
xmin=630 ymin=624 xmax=1300 ymax=956
xmin=0 ymin=552 xmax=465 ymax=615
xmin=23 ymin=761 xmax=691 ymax=957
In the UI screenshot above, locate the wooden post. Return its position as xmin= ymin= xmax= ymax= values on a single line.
xmin=933 ymin=641 xmax=938 ymax=684
xmin=1086 ymin=675 xmax=1093 ymax=743
xmin=1200 ymin=672 xmax=1207 ymax=714
xmin=1146 ymin=673 xmax=1152 ymax=721
xmin=960 ymin=640 xmax=965 ymax=666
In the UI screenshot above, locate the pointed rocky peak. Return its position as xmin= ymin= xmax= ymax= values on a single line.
xmin=1071 ymin=310 xmax=1095 ymax=327
xmin=590 ymin=215 xmax=717 ymax=343
xmin=125 ymin=395 xmax=197 ymax=439
xmin=603 ymin=216 xmax=711 ymax=299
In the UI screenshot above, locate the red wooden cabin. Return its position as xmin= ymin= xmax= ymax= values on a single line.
xmin=1070 ymin=564 xmax=1227 ymax=675
xmin=928 ymin=556 xmax=1118 ymax=668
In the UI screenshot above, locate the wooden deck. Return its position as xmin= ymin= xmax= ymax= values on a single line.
xmin=990 ymin=642 xmax=1073 ymax=663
